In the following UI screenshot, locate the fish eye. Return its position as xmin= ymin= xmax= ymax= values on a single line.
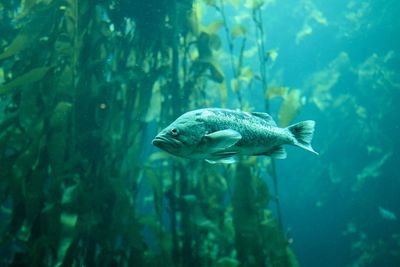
xmin=170 ymin=128 xmax=179 ymax=136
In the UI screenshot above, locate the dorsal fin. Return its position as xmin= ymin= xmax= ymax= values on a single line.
xmin=251 ymin=112 xmax=277 ymax=126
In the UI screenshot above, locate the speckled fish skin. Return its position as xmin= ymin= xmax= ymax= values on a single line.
xmin=152 ymin=108 xmax=318 ymax=163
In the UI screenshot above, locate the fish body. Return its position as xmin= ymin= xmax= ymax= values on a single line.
xmin=152 ymin=108 xmax=318 ymax=163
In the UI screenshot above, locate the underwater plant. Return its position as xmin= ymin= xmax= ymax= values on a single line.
xmin=6 ymin=0 xmax=400 ymax=267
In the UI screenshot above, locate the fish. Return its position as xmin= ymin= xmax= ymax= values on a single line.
xmin=152 ymin=108 xmax=318 ymax=164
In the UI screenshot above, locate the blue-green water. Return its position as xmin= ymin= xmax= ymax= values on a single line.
xmin=255 ymin=1 xmax=400 ymax=266
xmin=0 ymin=0 xmax=399 ymax=266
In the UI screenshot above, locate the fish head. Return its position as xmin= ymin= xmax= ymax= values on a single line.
xmin=152 ymin=114 xmax=206 ymax=158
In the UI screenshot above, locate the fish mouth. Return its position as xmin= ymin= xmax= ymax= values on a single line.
xmin=152 ymin=135 xmax=181 ymax=151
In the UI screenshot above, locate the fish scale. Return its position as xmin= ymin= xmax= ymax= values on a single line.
xmin=202 ymin=109 xmax=286 ymax=147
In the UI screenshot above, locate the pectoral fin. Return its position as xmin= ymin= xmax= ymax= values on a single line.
xmin=202 ymin=129 xmax=242 ymax=153
xmin=205 ymin=156 xmax=237 ymax=164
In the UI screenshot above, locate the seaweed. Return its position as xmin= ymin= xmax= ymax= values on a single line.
xmin=0 ymin=0 xmax=300 ymax=266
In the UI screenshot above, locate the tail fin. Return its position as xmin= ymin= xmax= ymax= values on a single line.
xmin=287 ymin=120 xmax=319 ymax=155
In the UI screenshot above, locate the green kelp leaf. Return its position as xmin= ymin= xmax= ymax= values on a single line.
xmin=145 ymin=81 xmax=162 ymax=122
xmin=193 ymin=2 xmax=203 ymax=29
xmin=17 ymin=223 xmax=31 ymax=242
xmin=61 ymin=183 xmax=79 ymax=204
xmin=353 ymin=152 xmax=392 ymax=191
xmin=231 ymin=0 xmax=240 ymax=9
xmin=279 ymin=89 xmax=305 ymax=127
xmin=295 ymin=23 xmax=312 ymax=44
xmin=203 ymin=0 xmax=217 ymax=7
xmin=11 ymin=140 xmax=41 ymax=179
xmin=286 ymin=247 xmax=301 ymax=267
xmin=56 ymin=237 xmax=75 ymax=267
xmin=54 ymin=34 xmax=73 ymax=55
xmin=60 ymin=213 xmax=78 ymax=228
xmin=148 ymin=151 xmax=171 ymax=162
xmin=0 ymin=67 xmax=51 ymax=95
xmin=18 ymin=0 xmax=54 ymax=19
xmin=187 ymin=4 xmax=200 ymax=36
xmin=19 ymin=85 xmax=42 ymax=134
xmin=231 ymin=24 xmax=247 ymax=38
xmin=215 ymin=257 xmax=240 ymax=267
xmin=245 ymin=0 xmax=265 ymax=10
xmin=0 ymin=68 xmax=4 ymax=83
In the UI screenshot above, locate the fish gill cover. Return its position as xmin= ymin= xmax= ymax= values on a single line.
xmin=0 ymin=0 xmax=399 ymax=267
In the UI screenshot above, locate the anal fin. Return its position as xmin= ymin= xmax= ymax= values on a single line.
xmin=265 ymin=146 xmax=287 ymax=159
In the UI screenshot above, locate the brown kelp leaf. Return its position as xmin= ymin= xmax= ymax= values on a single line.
xmin=195 ymin=58 xmax=225 ymax=83
xmin=279 ymin=89 xmax=305 ymax=127
xmin=144 ymin=166 xmax=162 ymax=197
xmin=197 ymin=32 xmax=213 ymax=60
xmin=0 ymin=3 xmax=51 ymax=60
xmin=265 ymin=86 xmax=288 ymax=99
xmin=145 ymin=81 xmax=162 ymax=122
xmin=49 ymin=102 xmax=72 ymax=130
xmin=231 ymin=78 xmax=239 ymax=92
xmin=208 ymin=61 xmax=225 ymax=83
xmin=231 ymin=24 xmax=247 ymax=38
xmin=56 ymin=66 xmax=74 ymax=96
xmin=209 ymin=34 xmax=222 ymax=50
xmin=48 ymin=102 xmax=72 ymax=177
xmin=0 ymin=31 xmax=40 ymax=60
xmin=238 ymin=66 xmax=253 ymax=82
xmin=11 ymin=140 xmax=41 ymax=179
xmin=205 ymin=20 xmax=224 ymax=34
xmin=265 ymin=49 xmax=279 ymax=62
xmin=219 ymin=82 xmax=228 ymax=104
xmin=231 ymin=0 xmax=240 ymax=9
xmin=0 ymin=67 xmax=51 ymax=95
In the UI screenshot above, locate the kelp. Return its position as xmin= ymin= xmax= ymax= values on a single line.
xmin=232 ymin=164 xmax=296 ymax=267
xmin=0 ymin=0 xmax=301 ymax=266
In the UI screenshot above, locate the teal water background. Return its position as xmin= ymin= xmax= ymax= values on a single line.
xmin=243 ymin=1 xmax=400 ymax=266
